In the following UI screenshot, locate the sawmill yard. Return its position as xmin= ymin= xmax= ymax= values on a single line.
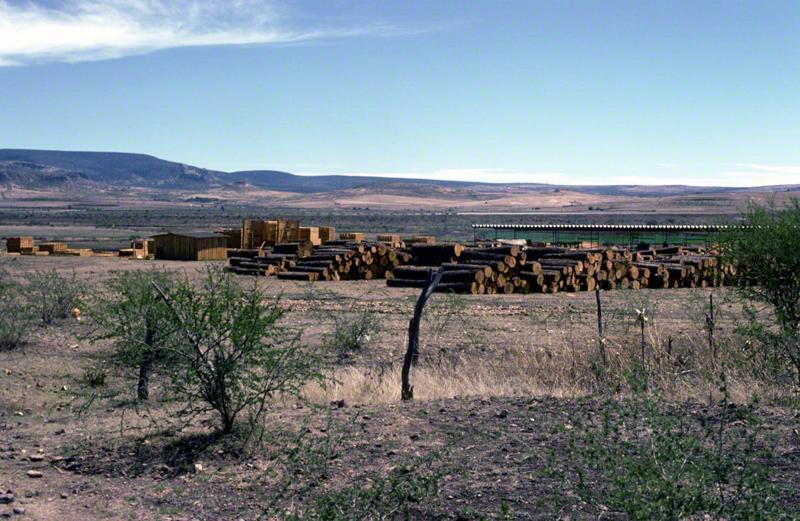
xmin=1 ymin=251 xmax=800 ymax=519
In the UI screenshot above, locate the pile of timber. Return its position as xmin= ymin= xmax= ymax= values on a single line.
xmin=227 ymin=238 xmax=725 ymax=293
xmin=225 ymin=240 xmax=312 ymax=276
xmin=277 ymin=240 xmax=412 ymax=281
xmin=225 ymin=239 xmax=412 ymax=281
xmin=387 ymin=243 xmax=725 ymax=295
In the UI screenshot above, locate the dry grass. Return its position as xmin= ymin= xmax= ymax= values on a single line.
xmin=303 ymin=285 xmax=787 ymax=406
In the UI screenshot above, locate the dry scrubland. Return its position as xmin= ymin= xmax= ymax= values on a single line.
xmin=1 ymin=256 xmax=799 ymax=519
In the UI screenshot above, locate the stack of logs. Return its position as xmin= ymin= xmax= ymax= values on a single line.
xmin=227 ymin=239 xmax=725 ymax=294
xmin=226 ymin=239 xmax=412 ymax=282
xmin=387 ymin=243 xmax=725 ymax=294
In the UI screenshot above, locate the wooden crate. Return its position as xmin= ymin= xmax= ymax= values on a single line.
xmin=5 ymin=237 xmax=33 ymax=253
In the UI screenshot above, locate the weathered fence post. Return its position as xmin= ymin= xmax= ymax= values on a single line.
xmin=401 ymin=267 xmax=445 ymax=401
xmin=595 ymin=285 xmax=607 ymax=367
xmin=706 ymin=293 xmax=716 ymax=365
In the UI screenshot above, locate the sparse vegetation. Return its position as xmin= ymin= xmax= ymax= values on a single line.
xmin=0 ymin=269 xmax=32 ymax=350
xmin=721 ymin=199 xmax=800 ymax=385
xmin=286 ymin=460 xmax=442 ymax=521
xmin=564 ymin=375 xmax=782 ymax=520
xmin=162 ymin=266 xmax=324 ymax=436
xmin=2 ymin=253 xmax=800 ymax=518
xmin=23 ymin=268 xmax=84 ymax=324
xmin=87 ymin=269 xmax=179 ymax=400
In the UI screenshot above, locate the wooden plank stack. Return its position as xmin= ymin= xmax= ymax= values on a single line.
xmin=339 ymin=232 xmax=365 ymax=241
xmin=38 ymin=242 xmax=68 ymax=254
xmin=5 ymin=237 xmax=33 ymax=253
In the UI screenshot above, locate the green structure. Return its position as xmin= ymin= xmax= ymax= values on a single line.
xmin=473 ymin=224 xmax=730 ymax=248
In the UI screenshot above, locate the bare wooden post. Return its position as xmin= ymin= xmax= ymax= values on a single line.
xmin=401 ymin=268 xmax=444 ymax=401
xmin=594 ymin=285 xmax=607 ymax=367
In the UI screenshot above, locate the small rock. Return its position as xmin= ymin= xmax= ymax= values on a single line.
xmin=53 ymin=429 xmax=65 ymax=436
xmin=496 ymin=409 xmax=509 ymax=419
xmin=193 ymin=463 xmax=203 ymax=473
xmin=1 ymin=510 xmax=11 ymax=518
xmin=12 ymin=507 xmax=24 ymax=515
xmin=330 ymin=399 xmax=345 ymax=408
xmin=0 ymin=494 xmax=12 ymax=505
xmin=409 ymin=434 xmax=420 ymax=441
xmin=60 ymin=492 xmax=68 ymax=499
xmin=26 ymin=470 xmax=43 ymax=478
xmin=28 ymin=454 xmax=44 ymax=462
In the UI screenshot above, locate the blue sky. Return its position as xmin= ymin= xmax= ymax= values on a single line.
xmin=1 ymin=0 xmax=798 ymax=186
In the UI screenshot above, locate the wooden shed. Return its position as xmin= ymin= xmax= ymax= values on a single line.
xmin=152 ymin=232 xmax=228 ymax=261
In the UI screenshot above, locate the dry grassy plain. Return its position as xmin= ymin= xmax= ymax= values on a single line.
xmin=1 ymin=256 xmax=799 ymax=519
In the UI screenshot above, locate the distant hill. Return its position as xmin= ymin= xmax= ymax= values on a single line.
xmin=0 ymin=149 xmax=218 ymax=188
xmin=0 ymin=160 xmax=90 ymax=189
xmin=225 ymin=169 xmax=482 ymax=193
xmin=1 ymin=149 xmax=798 ymax=200
xmin=0 ymin=149 xmax=480 ymax=193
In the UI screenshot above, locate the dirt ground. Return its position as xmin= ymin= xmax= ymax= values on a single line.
xmin=1 ymin=256 xmax=799 ymax=520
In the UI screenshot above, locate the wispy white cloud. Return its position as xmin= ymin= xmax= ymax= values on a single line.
xmin=0 ymin=0 xmax=401 ymax=66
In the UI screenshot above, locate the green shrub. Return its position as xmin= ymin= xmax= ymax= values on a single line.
xmin=81 ymin=365 xmax=108 ymax=388
xmin=720 ymin=199 xmax=800 ymax=384
xmin=163 ymin=266 xmax=323 ymax=436
xmin=87 ymin=269 xmax=178 ymax=400
xmin=0 ymin=276 xmax=32 ymax=350
xmin=324 ymin=306 xmax=381 ymax=358
xmin=23 ymin=268 xmax=84 ymax=324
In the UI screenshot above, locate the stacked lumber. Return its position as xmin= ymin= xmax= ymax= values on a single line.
xmin=319 ymin=226 xmax=336 ymax=244
xmin=376 ymin=234 xmax=403 ymax=247
xmin=217 ymin=228 xmax=242 ymax=249
xmin=5 ymin=237 xmax=33 ymax=253
xmin=339 ymin=232 xmax=365 ymax=241
xmin=298 ymin=227 xmax=321 ymax=246
xmin=38 ymin=242 xmax=68 ymax=254
xmin=62 ymin=249 xmax=93 ymax=257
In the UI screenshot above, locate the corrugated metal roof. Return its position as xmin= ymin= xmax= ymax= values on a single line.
xmin=472 ymin=224 xmax=733 ymax=231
